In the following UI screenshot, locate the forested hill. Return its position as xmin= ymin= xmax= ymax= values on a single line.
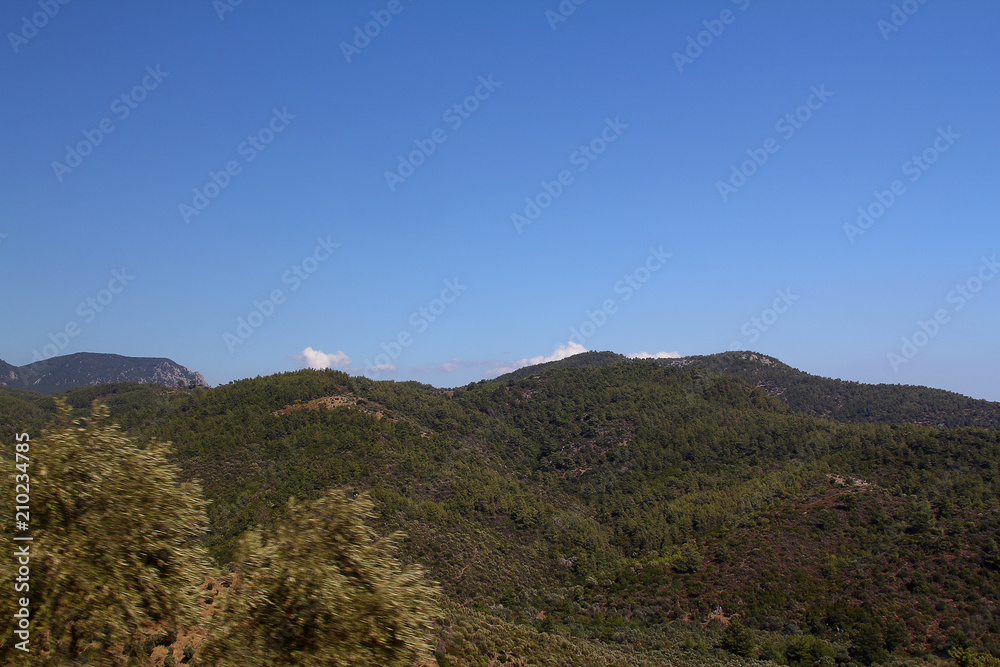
xmin=660 ymin=351 xmax=1000 ymax=429
xmin=493 ymin=350 xmax=1000 ymax=430
xmin=2 ymin=357 xmax=999 ymax=664
xmin=491 ymin=350 xmax=630 ymax=382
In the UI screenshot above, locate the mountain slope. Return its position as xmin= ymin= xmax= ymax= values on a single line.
xmin=661 ymin=351 xmax=1000 ymax=429
xmin=492 ymin=350 xmax=1000 ymax=430
xmin=97 ymin=360 xmax=1000 ymax=662
xmin=0 ymin=386 xmax=53 ymax=445
xmin=3 ymin=355 xmax=999 ymax=663
xmin=490 ymin=350 xmax=628 ymax=382
xmin=0 ymin=352 xmax=209 ymax=394
xmin=0 ymin=359 xmax=20 ymax=386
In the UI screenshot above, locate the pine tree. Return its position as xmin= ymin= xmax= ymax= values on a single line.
xmin=720 ymin=617 xmax=756 ymax=658
xmin=850 ymin=622 xmax=887 ymax=666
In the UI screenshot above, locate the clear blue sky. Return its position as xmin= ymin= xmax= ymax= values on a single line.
xmin=2 ymin=1 xmax=998 ymax=401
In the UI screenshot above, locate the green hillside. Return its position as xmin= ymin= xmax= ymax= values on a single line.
xmin=661 ymin=351 xmax=1000 ymax=430
xmin=1 ymin=356 xmax=998 ymax=665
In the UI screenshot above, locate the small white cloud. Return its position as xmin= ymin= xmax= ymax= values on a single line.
xmin=438 ymin=358 xmax=460 ymax=373
xmin=367 ymin=363 xmax=396 ymax=373
xmin=628 ymin=351 xmax=681 ymax=359
xmin=294 ymin=347 xmax=352 ymax=370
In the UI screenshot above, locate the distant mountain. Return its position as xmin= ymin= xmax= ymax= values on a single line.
xmin=0 ymin=359 xmax=20 ymax=386
xmin=0 ymin=352 xmax=209 ymax=395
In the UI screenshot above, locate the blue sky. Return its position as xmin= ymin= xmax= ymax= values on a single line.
xmin=2 ymin=1 xmax=998 ymax=401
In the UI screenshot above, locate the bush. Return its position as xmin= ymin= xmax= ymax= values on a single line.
xmin=673 ymin=540 xmax=704 ymax=574
xmin=850 ymin=622 xmax=887 ymax=665
xmin=197 ymin=490 xmax=440 ymax=666
xmin=781 ymin=634 xmax=836 ymax=665
xmin=0 ymin=403 xmax=214 ymax=665
xmin=951 ymin=647 xmax=1000 ymax=666
xmin=721 ymin=617 xmax=756 ymax=657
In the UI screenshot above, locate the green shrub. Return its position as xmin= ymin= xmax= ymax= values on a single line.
xmin=951 ymin=647 xmax=1000 ymax=666
xmin=0 ymin=403 xmax=214 ymax=665
xmin=720 ymin=617 xmax=756 ymax=657
xmin=197 ymin=490 xmax=440 ymax=666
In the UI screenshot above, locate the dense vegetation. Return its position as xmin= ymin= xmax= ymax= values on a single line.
xmin=1 ymin=353 xmax=998 ymax=665
xmin=665 ymin=352 xmax=1000 ymax=430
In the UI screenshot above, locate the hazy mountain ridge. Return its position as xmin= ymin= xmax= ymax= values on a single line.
xmin=0 ymin=352 xmax=209 ymax=395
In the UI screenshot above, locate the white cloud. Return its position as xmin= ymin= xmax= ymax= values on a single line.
xmin=294 ymin=347 xmax=352 ymax=370
xmin=367 ymin=363 xmax=396 ymax=373
xmin=438 ymin=358 xmax=460 ymax=373
xmin=628 ymin=351 xmax=681 ymax=359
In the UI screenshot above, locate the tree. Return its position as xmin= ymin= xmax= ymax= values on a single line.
xmin=673 ymin=540 xmax=703 ymax=574
xmin=782 ymin=635 xmax=836 ymax=665
xmin=884 ymin=618 xmax=906 ymax=653
xmin=850 ymin=622 xmax=887 ymax=665
xmin=197 ymin=489 xmax=439 ymax=666
xmin=0 ymin=402 xmax=215 ymax=665
xmin=720 ymin=617 xmax=756 ymax=658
